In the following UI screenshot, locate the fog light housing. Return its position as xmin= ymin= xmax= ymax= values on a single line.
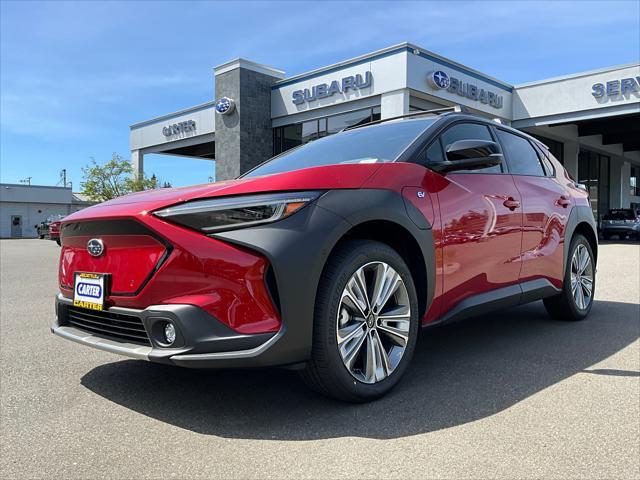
xmin=164 ymin=322 xmax=176 ymax=345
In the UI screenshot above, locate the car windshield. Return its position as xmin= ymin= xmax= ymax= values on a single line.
xmin=244 ymin=118 xmax=434 ymax=178
xmin=603 ymin=209 xmax=635 ymax=220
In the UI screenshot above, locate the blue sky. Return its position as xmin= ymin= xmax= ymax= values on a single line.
xmin=1 ymin=0 xmax=639 ymax=189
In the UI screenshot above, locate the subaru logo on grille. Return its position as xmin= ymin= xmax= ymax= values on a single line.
xmin=87 ymin=238 xmax=104 ymax=257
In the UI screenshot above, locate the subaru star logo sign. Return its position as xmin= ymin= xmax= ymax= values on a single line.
xmin=215 ymin=97 xmax=235 ymax=115
xmin=87 ymin=238 xmax=104 ymax=257
xmin=428 ymin=70 xmax=450 ymax=90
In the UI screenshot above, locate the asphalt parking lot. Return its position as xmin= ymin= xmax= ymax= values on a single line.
xmin=1 ymin=238 xmax=638 ymax=479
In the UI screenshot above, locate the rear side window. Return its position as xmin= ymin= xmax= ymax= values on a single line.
xmin=440 ymin=123 xmax=502 ymax=174
xmin=534 ymin=145 xmax=555 ymax=176
xmin=496 ymin=130 xmax=545 ymax=176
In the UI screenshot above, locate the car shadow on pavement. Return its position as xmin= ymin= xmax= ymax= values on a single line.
xmin=81 ymin=299 xmax=639 ymax=440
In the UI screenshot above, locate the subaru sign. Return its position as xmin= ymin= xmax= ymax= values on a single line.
xmin=215 ymin=97 xmax=236 ymax=115
xmin=427 ymin=70 xmax=504 ymax=109
xmin=292 ymin=71 xmax=372 ymax=105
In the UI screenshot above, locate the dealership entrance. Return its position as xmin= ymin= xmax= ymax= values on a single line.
xmin=578 ymin=148 xmax=610 ymax=222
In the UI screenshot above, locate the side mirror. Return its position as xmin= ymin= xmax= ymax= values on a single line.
xmin=431 ymin=139 xmax=503 ymax=173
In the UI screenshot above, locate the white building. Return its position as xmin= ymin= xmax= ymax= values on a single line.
xmin=130 ymin=42 xmax=640 ymax=223
xmin=0 ymin=184 xmax=94 ymax=238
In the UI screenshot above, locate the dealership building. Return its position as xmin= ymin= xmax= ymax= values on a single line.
xmin=130 ymin=42 xmax=640 ymax=223
xmin=0 ymin=184 xmax=94 ymax=238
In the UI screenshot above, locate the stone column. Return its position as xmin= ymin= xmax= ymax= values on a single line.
xmin=621 ymin=161 xmax=631 ymax=208
xmin=214 ymin=59 xmax=285 ymax=180
xmin=610 ymin=157 xmax=624 ymax=209
xmin=563 ymin=140 xmax=579 ymax=179
xmin=131 ymin=150 xmax=144 ymax=179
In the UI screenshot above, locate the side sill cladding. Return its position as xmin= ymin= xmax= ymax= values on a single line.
xmin=426 ymin=279 xmax=562 ymax=328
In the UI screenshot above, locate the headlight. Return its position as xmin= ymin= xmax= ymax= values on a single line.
xmin=153 ymin=191 xmax=321 ymax=233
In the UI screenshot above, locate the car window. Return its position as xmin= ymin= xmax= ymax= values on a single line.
xmin=534 ymin=144 xmax=555 ymax=176
xmin=440 ymin=123 xmax=502 ymax=174
xmin=497 ymin=130 xmax=545 ymax=176
xmin=422 ymin=140 xmax=445 ymax=166
xmin=244 ymin=119 xmax=434 ymax=178
xmin=603 ymin=209 xmax=635 ymax=220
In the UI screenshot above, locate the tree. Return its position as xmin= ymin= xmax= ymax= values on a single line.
xmin=81 ymin=154 xmax=159 ymax=202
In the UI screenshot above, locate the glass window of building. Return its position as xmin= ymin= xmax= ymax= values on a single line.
xmin=282 ymin=124 xmax=302 ymax=152
xmin=273 ymin=106 xmax=381 ymax=156
xmin=578 ymin=149 xmax=610 ymax=223
xmin=631 ymin=166 xmax=640 ymax=197
xmin=301 ymin=120 xmax=318 ymax=143
xmin=327 ymin=109 xmax=373 ymax=134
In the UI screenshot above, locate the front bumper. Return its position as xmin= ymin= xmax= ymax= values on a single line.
xmin=53 ymin=189 xmax=436 ymax=369
xmin=52 ymin=294 xmax=281 ymax=368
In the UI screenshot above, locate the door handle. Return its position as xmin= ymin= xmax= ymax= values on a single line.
xmin=503 ymin=198 xmax=520 ymax=210
xmin=557 ymin=196 xmax=571 ymax=208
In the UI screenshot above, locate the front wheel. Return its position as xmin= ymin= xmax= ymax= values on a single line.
xmin=543 ymin=233 xmax=595 ymax=321
xmin=300 ymin=240 xmax=419 ymax=402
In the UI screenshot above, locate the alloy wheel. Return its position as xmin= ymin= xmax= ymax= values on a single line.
xmin=336 ymin=261 xmax=411 ymax=384
xmin=570 ymin=244 xmax=594 ymax=310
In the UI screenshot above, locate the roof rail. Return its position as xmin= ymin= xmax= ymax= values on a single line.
xmin=343 ymin=105 xmax=468 ymax=131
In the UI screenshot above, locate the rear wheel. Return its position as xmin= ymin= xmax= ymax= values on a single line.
xmin=300 ymin=240 xmax=419 ymax=402
xmin=543 ymin=233 xmax=595 ymax=321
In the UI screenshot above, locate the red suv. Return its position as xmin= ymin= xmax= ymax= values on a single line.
xmin=52 ymin=108 xmax=597 ymax=402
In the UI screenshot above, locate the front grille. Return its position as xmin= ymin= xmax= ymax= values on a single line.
xmin=66 ymin=306 xmax=151 ymax=346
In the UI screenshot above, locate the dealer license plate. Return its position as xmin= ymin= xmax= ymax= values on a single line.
xmin=73 ymin=272 xmax=107 ymax=311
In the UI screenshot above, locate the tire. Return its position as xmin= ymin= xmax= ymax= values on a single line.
xmin=543 ymin=233 xmax=595 ymax=321
xmin=299 ymin=240 xmax=420 ymax=402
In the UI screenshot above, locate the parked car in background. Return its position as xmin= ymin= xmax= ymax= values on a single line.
xmin=35 ymin=215 xmax=65 ymax=241
xmin=49 ymin=218 xmax=63 ymax=245
xmin=601 ymin=209 xmax=640 ymax=240
xmin=35 ymin=220 xmax=50 ymax=239
xmin=51 ymin=107 xmax=598 ymax=402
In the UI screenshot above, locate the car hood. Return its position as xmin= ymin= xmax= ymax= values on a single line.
xmin=64 ymin=163 xmax=383 ymax=221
